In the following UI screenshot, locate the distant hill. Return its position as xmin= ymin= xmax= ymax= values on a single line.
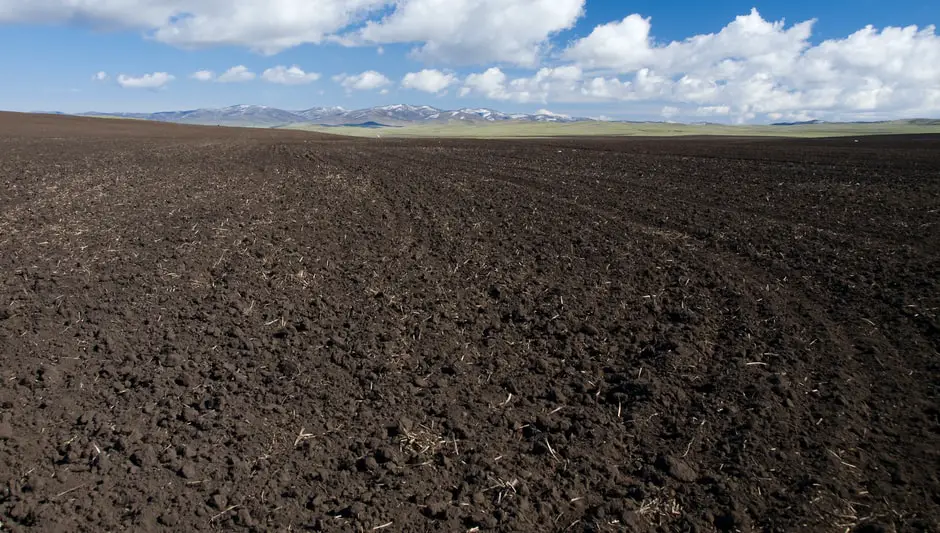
xmin=71 ymin=106 xmax=940 ymax=130
xmin=82 ymin=105 xmax=304 ymax=127
xmin=771 ymin=119 xmax=825 ymax=126
xmin=79 ymin=104 xmax=591 ymax=128
xmin=902 ymin=118 xmax=940 ymax=126
xmin=317 ymin=121 xmax=395 ymax=129
xmin=771 ymin=118 xmax=940 ymax=127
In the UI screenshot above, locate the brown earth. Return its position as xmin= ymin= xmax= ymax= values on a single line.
xmin=0 ymin=112 xmax=938 ymax=532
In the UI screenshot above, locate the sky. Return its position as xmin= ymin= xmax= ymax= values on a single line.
xmin=0 ymin=0 xmax=937 ymax=123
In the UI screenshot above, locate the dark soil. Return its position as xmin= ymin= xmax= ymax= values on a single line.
xmin=1 ymin=112 xmax=938 ymax=532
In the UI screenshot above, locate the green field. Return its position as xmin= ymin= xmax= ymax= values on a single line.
xmin=283 ymin=120 xmax=940 ymax=139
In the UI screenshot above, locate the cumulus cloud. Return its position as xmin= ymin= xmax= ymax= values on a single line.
xmin=92 ymin=71 xmax=108 ymax=81
xmin=536 ymin=109 xmax=570 ymax=118
xmin=459 ymin=68 xmax=509 ymax=100
xmin=333 ymin=70 xmax=391 ymax=91
xmin=0 ymin=1 xmax=181 ymax=28
xmin=459 ymin=66 xmax=587 ymax=103
xmin=565 ymin=10 xmax=815 ymax=76
xmin=401 ymin=69 xmax=458 ymax=93
xmin=564 ymin=14 xmax=655 ymax=72
xmin=356 ymin=0 xmax=584 ymax=66
xmin=190 ymin=70 xmax=215 ymax=81
xmin=694 ymin=106 xmax=732 ymax=117
xmin=660 ymin=106 xmax=680 ymax=119
xmin=216 ymin=65 xmax=256 ymax=83
xmin=116 ymin=72 xmax=174 ymax=89
xmin=262 ymin=65 xmax=321 ymax=85
xmin=458 ymin=10 xmax=940 ymax=121
xmin=0 ymin=0 xmax=584 ymax=62
xmin=0 ymin=0 xmax=389 ymax=55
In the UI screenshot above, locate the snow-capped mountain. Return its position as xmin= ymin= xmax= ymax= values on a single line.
xmin=80 ymin=104 xmax=589 ymax=127
xmin=328 ymin=104 xmax=445 ymax=125
xmin=295 ymin=106 xmax=347 ymax=122
xmin=83 ymin=105 xmax=308 ymax=127
xmin=447 ymin=108 xmax=513 ymax=121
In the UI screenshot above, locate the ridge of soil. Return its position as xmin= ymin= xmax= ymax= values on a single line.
xmin=1 ymin=113 xmax=938 ymax=532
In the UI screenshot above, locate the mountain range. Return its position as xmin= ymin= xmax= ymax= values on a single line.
xmin=69 ymin=105 xmax=940 ymax=129
xmin=78 ymin=104 xmax=590 ymax=128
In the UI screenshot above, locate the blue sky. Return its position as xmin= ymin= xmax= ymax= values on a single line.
xmin=0 ymin=0 xmax=937 ymax=122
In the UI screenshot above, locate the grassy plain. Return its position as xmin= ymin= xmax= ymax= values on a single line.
xmin=283 ymin=119 xmax=940 ymax=138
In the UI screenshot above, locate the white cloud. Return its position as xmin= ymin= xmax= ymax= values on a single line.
xmin=0 ymin=0 xmax=390 ymax=55
xmin=694 ymin=106 xmax=732 ymax=116
xmin=459 ymin=67 xmax=509 ymax=100
xmin=262 ymin=65 xmax=321 ymax=85
xmin=459 ymin=65 xmax=587 ymax=103
xmin=536 ymin=109 xmax=570 ymax=118
xmin=0 ymin=1 xmax=181 ymax=28
xmin=660 ymin=106 xmax=680 ymax=119
xmin=356 ymin=0 xmax=584 ymax=66
xmin=116 ymin=72 xmax=174 ymax=89
xmin=565 ymin=10 xmax=815 ymax=76
xmin=190 ymin=70 xmax=215 ymax=81
xmin=152 ymin=1 xmax=388 ymax=54
xmin=457 ymin=10 xmax=940 ymax=122
xmin=0 ymin=0 xmax=584 ymax=63
xmin=92 ymin=71 xmax=108 ymax=81
xmin=765 ymin=110 xmax=817 ymax=123
xmin=333 ymin=70 xmax=391 ymax=91
xmin=401 ymin=69 xmax=458 ymax=93
xmin=217 ymin=65 xmax=256 ymax=83
xmin=564 ymin=14 xmax=655 ymax=72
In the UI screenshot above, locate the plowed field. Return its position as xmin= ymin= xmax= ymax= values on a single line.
xmin=1 ymin=113 xmax=938 ymax=532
